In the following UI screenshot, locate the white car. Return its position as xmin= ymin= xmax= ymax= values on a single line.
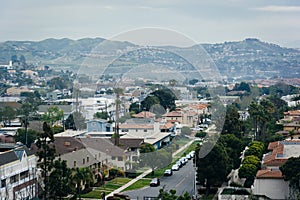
xmin=172 ymin=164 xmax=180 ymax=171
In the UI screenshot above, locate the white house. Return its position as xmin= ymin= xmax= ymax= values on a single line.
xmin=0 ymin=146 xmax=37 ymax=200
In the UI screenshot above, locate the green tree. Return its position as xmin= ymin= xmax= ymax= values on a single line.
xmin=218 ymin=134 xmax=244 ymax=169
xmin=129 ymin=102 xmax=142 ymax=114
xmin=14 ymin=128 xmax=38 ymax=147
xmin=140 ymin=147 xmax=172 ymax=176
xmin=221 ymin=105 xmax=242 ymax=137
xmin=36 ymin=122 xmax=56 ymax=199
xmin=242 ymin=155 xmax=260 ymax=169
xmin=94 ymin=111 xmax=109 ymax=120
xmin=238 ymin=163 xmax=257 ymax=185
xmin=280 ymin=156 xmax=300 ymax=199
xmin=42 ymin=106 xmax=64 ymax=126
xmin=196 ymin=143 xmax=229 ymax=196
xmin=18 ymin=98 xmax=38 ymax=147
xmin=141 ymin=95 xmax=160 ymax=111
xmin=0 ymin=106 xmax=16 ymax=126
xmin=65 ymin=111 xmax=86 ymax=130
xmin=48 ymin=158 xmax=73 ymax=199
xmin=158 ymin=188 xmax=191 ymax=200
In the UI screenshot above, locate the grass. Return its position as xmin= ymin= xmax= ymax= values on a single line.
xmin=81 ymin=178 xmax=131 ymax=199
xmin=122 ymin=178 xmax=152 ymax=192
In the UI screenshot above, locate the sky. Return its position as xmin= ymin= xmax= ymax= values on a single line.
xmin=0 ymin=0 xmax=300 ymax=47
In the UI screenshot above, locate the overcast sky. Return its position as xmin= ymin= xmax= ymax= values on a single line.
xmin=0 ymin=0 xmax=300 ymax=47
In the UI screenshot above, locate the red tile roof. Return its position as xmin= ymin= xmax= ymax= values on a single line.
xmin=256 ymin=169 xmax=283 ymax=179
xmin=162 ymin=111 xmax=182 ymax=117
xmin=132 ymin=111 xmax=156 ymax=118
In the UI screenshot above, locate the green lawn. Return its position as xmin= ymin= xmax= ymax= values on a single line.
xmin=122 ymin=178 xmax=152 ymax=192
xmin=81 ymin=178 xmax=131 ymax=199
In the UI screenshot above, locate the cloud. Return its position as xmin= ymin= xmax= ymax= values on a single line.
xmin=254 ymin=5 xmax=300 ymax=12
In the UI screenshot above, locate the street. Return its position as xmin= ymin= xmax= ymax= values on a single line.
xmin=124 ymin=160 xmax=195 ymax=199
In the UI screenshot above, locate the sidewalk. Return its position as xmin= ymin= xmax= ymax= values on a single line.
xmin=105 ymin=138 xmax=195 ymax=199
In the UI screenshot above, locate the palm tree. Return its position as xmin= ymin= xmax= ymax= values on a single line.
xmin=114 ymin=88 xmax=123 ymax=146
xmin=260 ymin=99 xmax=275 ymax=141
xmin=248 ymin=101 xmax=262 ymax=140
xmin=72 ymin=168 xmax=84 ymax=200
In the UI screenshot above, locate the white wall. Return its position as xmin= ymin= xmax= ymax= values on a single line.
xmin=0 ymin=153 xmax=37 ymax=200
xmin=253 ymin=178 xmax=289 ymax=199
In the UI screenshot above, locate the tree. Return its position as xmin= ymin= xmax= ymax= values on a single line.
xmin=260 ymin=99 xmax=275 ymax=141
xmin=242 ymin=155 xmax=260 ymax=169
xmin=218 ymin=134 xmax=244 ymax=169
xmin=0 ymin=106 xmax=16 ymax=126
xmin=18 ymin=98 xmax=38 ymax=147
xmin=129 ymin=102 xmax=142 ymax=114
xmin=94 ymin=111 xmax=109 ymax=120
xmin=196 ymin=143 xmax=229 ymax=196
xmin=221 ymin=105 xmax=242 ymax=137
xmin=238 ymin=164 xmax=257 ymax=185
xmin=65 ymin=111 xmax=86 ymax=130
xmin=48 ymin=158 xmax=73 ymax=199
xmin=42 ymin=106 xmax=64 ymax=126
xmin=248 ymin=101 xmax=262 ymax=140
xmin=141 ymin=88 xmax=177 ymax=112
xmin=114 ymin=87 xmax=124 ymax=146
xmin=14 ymin=128 xmax=38 ymax=147
xmin=11 ymin=55 xmax=18 ymax=63
xmin=141 ymin=95 xmax=160 ymax=111
xmin=140 ymin=146 xmax=172 ymax=176
xmin=280 ymin=156 xmax=300 ymax=199
xmin=36 ymin=122 xmax=56 ymax=199
xmin=158 ymin=188 xmax=191 ymax=200
xmin=48 ymin=77 xmax=67 ymax=90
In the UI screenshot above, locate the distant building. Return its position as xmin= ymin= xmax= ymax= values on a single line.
xmin=0 ymin=146 xmax=37 ymax=200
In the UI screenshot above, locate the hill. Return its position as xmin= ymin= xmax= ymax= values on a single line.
xmin=0 ymin=37 xmax=299 ymax=79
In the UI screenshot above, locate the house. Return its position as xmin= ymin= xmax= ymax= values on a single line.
xmin=0 ymin=146 xmax=37 ymax=200
xmin=38 ymin=104 xmax=72 ymax=123
xmin=283 ymin=122 xmax=300 ymax=132
xmin=253 ymin=140 xmax=300 ymax=199
xmin=86 ymin=119 xmax=113 ymax=132
xmin=162 ymin=110 xmax=197 ymax=127
xmin=253 ymin=169 xmax=289 ymax=200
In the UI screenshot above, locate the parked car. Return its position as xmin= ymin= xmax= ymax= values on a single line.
xmin=150 ymin=178 xmax=160 ymax=187
xmin=176 ymin=160 xmax=183 ymax=167
xmin=164 ymin=169 xmax=173 ymax=176
xmin=186 ymin=153 xmax=192 ymax=160
xmin=172 ymin=164 xmax=180 ymax=171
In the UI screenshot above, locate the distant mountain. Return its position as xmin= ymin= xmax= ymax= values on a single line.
xmin=0 ymin=37 xmax=299 ymax=79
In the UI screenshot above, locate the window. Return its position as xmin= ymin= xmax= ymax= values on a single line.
xmin=74 ymin=161 xmax=77 ymax=167
xmin=136 ymin=129 xmax=138 ymax=132
xmin=118 ymin=156 xmax=123 ymax=161
xmin=87 ymin=156 xmax=89 ymax=163
xmin=1 ymin=179 xmax=6 ymax=188
xmin=83 ymin=158 xmax=85 ymax=164
xmin=144 ymin=129 xmax=147 ymax=132
xmin=95 ymin=154 xmax=97 ymax=160
xmin=112 ymin=156 xmax=116 ymax=160
xmin=20 ymin=170 xmax=29 ymax=180
xmin=10 ymin=174 xmax=18 ymax=183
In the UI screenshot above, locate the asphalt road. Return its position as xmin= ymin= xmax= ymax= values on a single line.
xmin=125 ymin=160 xmax=195 ymax=199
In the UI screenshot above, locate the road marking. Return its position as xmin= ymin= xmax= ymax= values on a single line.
xmin=175 ymin=177 xmax=186 ymax=188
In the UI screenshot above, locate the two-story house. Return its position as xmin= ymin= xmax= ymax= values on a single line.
xmin=0 ymin=146 xmax=37 ymax=200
